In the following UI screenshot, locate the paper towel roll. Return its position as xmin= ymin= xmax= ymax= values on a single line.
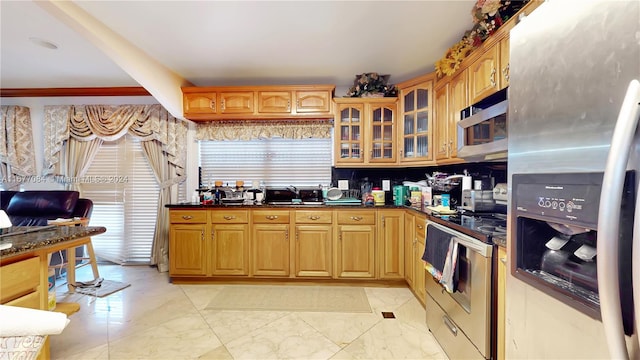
xmin=462 ymin=176 xmax=472 ymax=191
xmin=0 ymin=305 xmax=70 ymax=336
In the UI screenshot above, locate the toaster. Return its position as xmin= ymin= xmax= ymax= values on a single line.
xmin=461 ymin=189 xmax=497 ymax=212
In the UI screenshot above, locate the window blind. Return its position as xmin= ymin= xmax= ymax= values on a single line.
xmin=199 ymin=138 xmax=332 ymax=188
xmin=82 ymin=136 xmax=159 ymax=264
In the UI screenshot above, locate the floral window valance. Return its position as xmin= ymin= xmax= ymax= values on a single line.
xmin=43 ymin=104 xmax=187 ymax=176
xmin=195 ymin=119 xmax=333 ymax=141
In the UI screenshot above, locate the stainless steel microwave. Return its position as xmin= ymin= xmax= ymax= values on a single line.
xmin=457 ymin=98 xmax=508 ymax=162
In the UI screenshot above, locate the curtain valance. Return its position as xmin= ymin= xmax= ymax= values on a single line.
xmin=195 ymin=119 xmax=332 ymax=141
xmin=43 ymin=104 xmax=187 ymax=176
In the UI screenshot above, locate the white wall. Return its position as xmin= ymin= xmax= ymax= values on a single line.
xmin=0 ymin=96 xmax=198 ymax=194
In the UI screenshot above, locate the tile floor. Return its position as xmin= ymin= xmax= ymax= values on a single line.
xmin=51 ymin=264 xmax=448 ymax=360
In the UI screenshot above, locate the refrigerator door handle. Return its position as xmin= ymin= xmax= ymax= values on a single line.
xmin=634 ymin=169 xmax=640 ymax=356
xmin=597 ymin=79 xmax=640 ymax=360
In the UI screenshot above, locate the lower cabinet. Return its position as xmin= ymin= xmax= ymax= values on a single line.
xmin=334 ymin=209 xmax=376 ymax=278
xmin=414 ymin=214 xmax=427 ymax=305
xmin=294 ymin=210 xmax=333 ymax=277
xmin=251 ymin=209 xmax=291 ymax=277
xmin=211 ymin=223 xmax=250 ymax=276
xmin=169 ymin=223 xmax=207 ymax=276
xmin=403 ymin=212 xmax=416 ymax=289
xmin=378 ymin=209 xmax=404 ymax=279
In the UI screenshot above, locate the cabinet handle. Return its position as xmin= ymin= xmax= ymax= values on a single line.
xmin=210 ymin=100 xmax=216 ymax=111
xmin=382 ymin=216 xmax=385 ymax=227
xmin=266 ymin=215 xmax=279 ymax=220
xmin=308 ymin=215 xmax=320 ymax=221
xmin=443 ymin=315 xmax=458 ymax=336
xmin=296 ymin=99 xmax=300 ymax=108
xmin=223 ymin=215 xmax=236 ymax=220
xmin=502 ymin=63 xmax=510 ymax=81
xmin=287 ymin=100 xmax=291 ymax=111
xmin=296 ymin=231 xmax=299 ymax=242
xmin=339 ymin=233 xmax=342 ymax=241
xmin=350 ymin=216 xmax=363 ymax=221
xmin=181 ymin=215 xmax=193 ymax=220
xmin=211 ymin=229 xmax=215 ymax=241
xmin=201 ymin=230 xmax=204 ymax=241
xmin=490 ymin=68 xmax=497 ymax=87
xmin=500 ymin=257 xmax=507 ymax=264
xmin=221 ymin=98 xmax=226 ymax=111
xmin=285 ymin=229 xmax=289 ymax=241
xmin=417 ymin=224 xmax=424 ymax=229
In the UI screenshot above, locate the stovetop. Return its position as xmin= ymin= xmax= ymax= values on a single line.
xmin=430 ymin=211 xmax=507 ymax=245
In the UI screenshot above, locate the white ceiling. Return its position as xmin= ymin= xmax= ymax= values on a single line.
xmin=1 ymin=1 xmax=475 ymax=97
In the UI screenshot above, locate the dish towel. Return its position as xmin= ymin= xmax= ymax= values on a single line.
xmin=422 ymin=224 xmax=459 ymax=293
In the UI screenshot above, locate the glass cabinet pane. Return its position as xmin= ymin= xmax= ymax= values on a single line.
xmin=352 ymin=144 xmax=360 ymax=158
xmin=404 ymin=114 xmax=414 ymax=135
xmin=372 ymin=125 xmax=381 ymax=141
xmin=383 ymin=126 xmax=393 ymax=141
xmin=404 ymin=91 xmax=415 ymax=112
xmin=417 ymin=89 xmax=428 ymax=109
xmin=417 ymin=135 xmax=429 ymax=157
xmin=383 ymin=108 xmax=393 ymax=122
xmin=341 ymin=125 xmax=350 ymax=140
xmin=352 ymin=109 xmax=360 ymax=122
xmin=404 ymin=138 xmax=414 ymax=158
xmin=351 ymin=126 xmax=360 ymax=141
xmin=372 ymin=108 xmax=381 ymax=123
xmin=341 ymin=109 xmax=350 ymax=122
xmin=383 ymin=143 xmax=393 ymax=158
xmin=417 ymin=111 xmax=428 ymax=132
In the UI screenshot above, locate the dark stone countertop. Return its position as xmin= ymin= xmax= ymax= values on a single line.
xmin=0 ymin=226 xmax=107 ymax=258
xmin=165 ymin=202 xmax=404 ymax=209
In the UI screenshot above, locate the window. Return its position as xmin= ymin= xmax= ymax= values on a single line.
xmin=199 ymin=138 xmax=332 ymax=188
xmin=82 ymin=135 xmax=159 ymax=264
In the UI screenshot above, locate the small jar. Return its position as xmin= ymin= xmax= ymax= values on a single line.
xmin=372 ymin=188 xmax=385 ymax=206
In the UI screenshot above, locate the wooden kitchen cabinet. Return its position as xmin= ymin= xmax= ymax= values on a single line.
xmin=294 ymin=210 xmax=333 ymax=277
xmin=183 ymin=85 xmax=334 ymax=120
xmin=469 ymin=44 xmax=500 ymax=104
xmin=499 ymin=35 xmax=510 ymax=90
xmin=334 ymin=210 xmax=376 ymax=278
xmin=211 ymin=210 xmax=250 ymax=276
xmin=169 ymin=223 xmax=208 ymax=276
xmin=378 ymin=209 xmax=404 ymax=279
xmin=414 ymin=213 xmax=427 ymax=305
xmin=183 ymin=90 xmax=254 ymax=116
xmin=403 ymin=211 xmax=415 ymax=289
xmin=397 ymin=74 xmax=435 ymax=165
xmin=169 ymin=209 xmax=208 ymax=276
xmin=251 ymin=210 xmax=291 ymax=277
xmin=434 ymin=81 xmax=450 ymax=161
xmin=447 ymin=69 xmax=469 ymax=161
xmin=334 ymin=98 xmax=398 ymax=167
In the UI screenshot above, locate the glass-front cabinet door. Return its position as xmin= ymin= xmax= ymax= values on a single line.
xmin=335 ymin=103 xmax=364 ymax=165
xmin=399 ymin=77 xmax=434 ymax=164
xmin=368 ymin=102 xmax=397 ymax=163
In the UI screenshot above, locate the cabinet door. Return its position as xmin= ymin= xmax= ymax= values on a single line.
xmin=497 ymin=246 xmax=507 ymax=360
xmin=368 ymin=102 xmax=397 ymax=163
xmin=183 ymin=92 xmax=217 ymax=115
xmin=252 ymin=224 xmax=290 ymax=276
xmin=448 ymin=70 xmax=469 ymax=160
xmin=399 ymin=82 xmax=432 ymax=164
xmin=295 ymin=90 xmax=331 ymax=113
xmin=219 ymin=92 xmax=254 ymax=114
xmin=211 ymin=224 xmax=249 ymax=275
xmin=499 ymin=36 xmax=510 ymax=90
xmin=403 ymin=212 xmax=415 ymax=288
xmin=335 ymin=103 xmax=365 ymax=165
xmin=434 ymin=83 xmax=450 ymax=160
xmin=258 ymin=91 xmax=292 ymax=113
xmin=469 ymin=46 xmax=500 ymax=104
xmin=295 ymin=224 xmax=332 ymax=277
xmin=378 ymin=210 xmax=404 ymax=279
xmin=335 ymin=224 xmax=376 ymax=278
xmin=169 ymin=224 xmax=207 ymax=276
xmin=414 ymin=215 xmax=427 ymax=304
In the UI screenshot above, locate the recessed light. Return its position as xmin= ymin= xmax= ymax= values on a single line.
xmin=29 ymin=37 xmax=58 ymax=50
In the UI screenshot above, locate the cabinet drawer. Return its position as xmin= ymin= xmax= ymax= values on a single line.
xmin=170 ymin=210 xmax=207 ymax=224
xmin=252 ymin=210 xmax=290 ymax=224
xmin=0 ymin=257 xmax=40 ymax=304
xmin=5 ymin=290 xmax=41 ymax=309
xmin=336 ymin=210 xmax=375 ymax=225
xmin=211 ymin=210 xmax=249 ymax=223
xmin=295 ymin=210 xmax=333 ymax=224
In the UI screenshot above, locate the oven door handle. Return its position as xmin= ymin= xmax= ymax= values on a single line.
xmin=442 ymin=315 xmax=458 ymax=337
xmin=427 ymin=221 xmax=492 ymax=258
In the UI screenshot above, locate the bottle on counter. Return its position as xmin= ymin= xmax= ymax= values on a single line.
xmin=410 ymin=186 xmax=422 ymax=210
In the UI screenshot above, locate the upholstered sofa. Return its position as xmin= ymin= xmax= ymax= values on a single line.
xmin=0 ymin=190 xmax=94 ymax=271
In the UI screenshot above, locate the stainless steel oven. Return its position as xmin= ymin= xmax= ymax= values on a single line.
xmin=424 ymin=221 xmax=493 ymax=360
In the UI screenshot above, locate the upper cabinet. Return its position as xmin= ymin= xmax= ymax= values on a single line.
xmin=397 ymin=74 xmax=435 ymax=166
xmin=183 ymin=85 xmax=334 ymax=121
xmin=499 ymin=35 xmax=510 ymax=89
xmin=334 ymin=97 xmax=398 ymax=167
xmin=468 ymin=45 xmax=501 ymax=104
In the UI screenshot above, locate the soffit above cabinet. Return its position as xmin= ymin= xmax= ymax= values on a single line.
xmin=182 ymin=84 xmax=335 ymax=121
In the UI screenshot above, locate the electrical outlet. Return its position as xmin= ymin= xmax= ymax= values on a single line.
xmin=338 ymin=180 xmax=349 ymax=190
xmin=382 ymin=180 xmax=391 ymax=191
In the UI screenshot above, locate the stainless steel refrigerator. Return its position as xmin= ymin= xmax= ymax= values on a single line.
xmin=507 ymin=0 xmax=639 ymax=358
